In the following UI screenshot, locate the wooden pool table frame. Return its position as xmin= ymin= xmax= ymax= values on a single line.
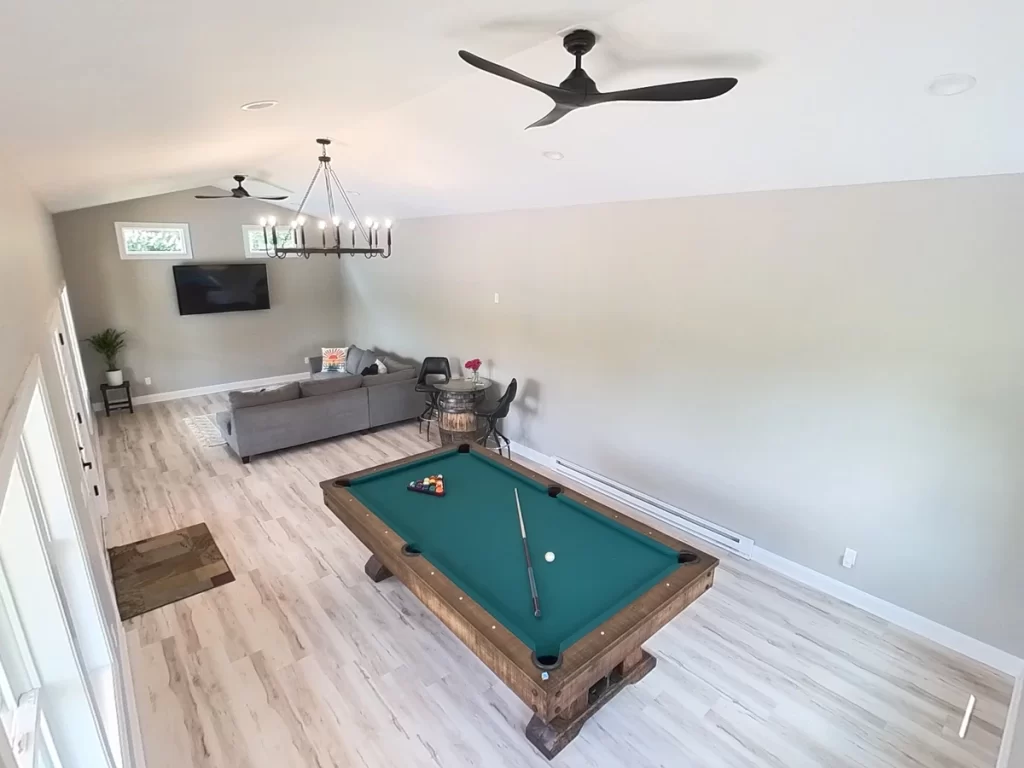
xmin=321 ymin=443 xmax=718 ymax=759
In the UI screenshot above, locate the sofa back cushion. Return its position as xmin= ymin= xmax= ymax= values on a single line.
xmin=299 ymin=374 xmax=363 ymax=397
xmin=344 ymin=345 xmax=367 ymax=374
xmin=381 ymin=356 xmax=415 ymax=373
xmin=361 ymin=367 xmax=417 ymax=387
xmin=228 ymin=382 xmax=300 ymax=410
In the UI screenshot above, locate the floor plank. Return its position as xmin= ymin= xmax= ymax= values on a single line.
xmin=100 ymin=394 xmax=1014 ymax=767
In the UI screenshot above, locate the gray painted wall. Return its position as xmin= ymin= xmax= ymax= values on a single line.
xmin=339 ymin=173 xmax=1024 ymax=657
xmin=53 ymin=189 xmax=347 ymax=398
xmin=0 ymin=158 xmax=64 ymax=420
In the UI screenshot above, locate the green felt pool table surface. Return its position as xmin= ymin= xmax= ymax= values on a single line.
xmin=346 ymin=448 xmax=682 ymax=656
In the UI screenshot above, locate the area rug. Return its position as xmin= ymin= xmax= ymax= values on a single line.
xmin=183 ymin=413 xmax=226 ymax=447
xmin=108 ymin=523 xmax=235 ymax=621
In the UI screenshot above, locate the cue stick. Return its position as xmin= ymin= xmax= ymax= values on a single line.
xmin=514 ymin=488 xmax=542 ymax=618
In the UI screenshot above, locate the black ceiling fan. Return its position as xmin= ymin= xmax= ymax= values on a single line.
xmin=458 ymin=29 xmax=738 ymax=129
xmin=194 ymin=175 xmax=288 ymax=201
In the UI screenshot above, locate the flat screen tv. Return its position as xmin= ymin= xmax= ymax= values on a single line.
xmin=173 ymin=264 xmax=270 ymax=316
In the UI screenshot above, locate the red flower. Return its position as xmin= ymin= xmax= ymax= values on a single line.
xmin=465 ymin=358 xmax=481 ymax=371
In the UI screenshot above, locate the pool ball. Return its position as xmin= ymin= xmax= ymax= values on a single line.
xmin=544 ymin=552 xmax=555 ymax=562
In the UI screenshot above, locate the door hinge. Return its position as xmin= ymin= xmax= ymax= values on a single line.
xmin=93 ymin=485 xmax=100 ymax=497
xmin=58 ymin=332 xmax=65 ymax=345
xmin=76 ymin=411 xmax=83 ymax=424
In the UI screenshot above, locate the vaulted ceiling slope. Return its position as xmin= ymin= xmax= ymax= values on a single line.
xmin=2 ymin=0 xmax=1021 ymax=219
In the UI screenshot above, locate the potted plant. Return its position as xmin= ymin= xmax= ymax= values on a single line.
xmin=86 ymin=328 xmax=127 ymax=386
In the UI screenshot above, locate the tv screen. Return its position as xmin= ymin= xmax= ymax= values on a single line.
xmin=173 ymin=264 xmax=270 ymax=316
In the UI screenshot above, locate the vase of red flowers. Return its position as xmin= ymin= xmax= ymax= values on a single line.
xmin=465 ymin=358 xmax=482 ymax=385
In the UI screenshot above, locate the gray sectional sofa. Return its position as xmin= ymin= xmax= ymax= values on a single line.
xmin=215 ymin=347 xmax=422 ymax=463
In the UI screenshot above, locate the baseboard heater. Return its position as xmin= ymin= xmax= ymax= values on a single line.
xmin=549 ymin=457 xmax=754 ymax=559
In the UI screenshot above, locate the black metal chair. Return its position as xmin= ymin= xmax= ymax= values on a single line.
xmin=476 ymin=378 xmax=517 ymax=458
xmin=415 ymin=357 xmax=451 ymax=440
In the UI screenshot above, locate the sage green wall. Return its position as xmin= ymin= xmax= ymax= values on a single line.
xmin=53 ymin=189 xmax=347 ymax=398
xmin=339 ymin=173 xmax=1024 ymax=658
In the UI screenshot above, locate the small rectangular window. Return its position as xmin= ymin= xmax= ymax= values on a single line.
xmin=242 ymin=225 xmax=298 ymax=258
xmin=114 ymin=222 xmax=192 ymax=260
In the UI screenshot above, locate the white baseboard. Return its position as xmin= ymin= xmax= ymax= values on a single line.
xmin=750 ymin=546 xmax=1024 ymax=677
xmin=92 ymin=371 xmax=309 ymax=411
xmin=508 ymin=439 xmax=1024 ymax=679
xmin=997 ymin=673 xmax=1024 ymax=768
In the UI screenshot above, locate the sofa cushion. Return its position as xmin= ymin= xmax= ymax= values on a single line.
xmin=381 ymin=356 xmax=414 ymax=373
xmin=228 ymin=382 xmax=300 ymax=409
xmin=361 ymin=367 xmax=417 ymax=387
xmin=344 ymin=345 xmax=366 ymax=374
xmin=300 ymin=375 xmax=364 ymax=397
xmin=321 ymin=347 xmax=348 ymax=373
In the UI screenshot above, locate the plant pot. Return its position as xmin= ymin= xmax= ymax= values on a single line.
xmin=105 ymin=370 xmax=124 ymax=386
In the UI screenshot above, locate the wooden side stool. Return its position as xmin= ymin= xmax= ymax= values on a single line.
xmin=100 ymin=381 xmax=134 ymax=416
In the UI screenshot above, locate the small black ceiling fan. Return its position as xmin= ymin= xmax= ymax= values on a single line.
xmin=458 ymin=29 xmax=738 ymax=129
xmin=194 ymin=175 xmax=287 ymax=201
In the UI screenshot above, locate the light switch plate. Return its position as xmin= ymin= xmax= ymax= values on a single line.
xmin=842 ymin=548 xmax=857 ymax=568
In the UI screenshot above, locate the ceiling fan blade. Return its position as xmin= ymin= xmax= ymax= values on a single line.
xmin=253 ymin=195 xmax=289 ymax=201
xmin=194 ymin=194 xmax=233 ymax=199
xmin=525 ymin=104 xmax=577 ymax=129
xmin=458 ymin=50 xmax=571 ymax=101
xmin=590 ymin=77 xmax=737 ymax=104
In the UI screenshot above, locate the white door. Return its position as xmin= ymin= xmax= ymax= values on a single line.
xmin=52 ymin=286 xmax=107 ymax=519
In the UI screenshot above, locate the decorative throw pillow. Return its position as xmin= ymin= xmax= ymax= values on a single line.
xmin=374 ymin=358 xmax=388 ymax=375
xmin=322 ymin=347 xmax=347 ymax=373
xmin=360 ymin=363 xmax=379 ymax=376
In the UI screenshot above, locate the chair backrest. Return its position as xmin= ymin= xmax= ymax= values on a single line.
xmin=492 ymin=378 xmax=518 ymax=419
xmin=416 ymin=357 xmax=451 ymax=387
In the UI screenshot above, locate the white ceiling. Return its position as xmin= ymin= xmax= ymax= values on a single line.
xmin=2 ymin=0 xmax=1022 ymax=220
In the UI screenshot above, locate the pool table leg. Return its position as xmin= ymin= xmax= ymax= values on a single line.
xmin=363 ymin=555 xmax=393 ymax=583
xmin=525 ymin=648 xmax=657 ymax=760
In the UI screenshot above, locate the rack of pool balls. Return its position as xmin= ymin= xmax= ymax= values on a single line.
xmin=408 ymin=474 xmax=445 ymax=497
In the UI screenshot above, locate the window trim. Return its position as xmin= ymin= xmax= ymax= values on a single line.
xmin=241 ymin=225 xmax=298 ymax=258
xmin=114 ymin=222 xmax=193 ymax=261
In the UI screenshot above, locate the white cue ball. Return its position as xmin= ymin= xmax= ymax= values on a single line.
xmin=544 ymin=551 xmax=555 ymax=563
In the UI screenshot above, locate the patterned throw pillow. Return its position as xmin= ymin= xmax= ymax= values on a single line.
xmin=322 ymin=347 xmax=347 ymax=373
xmin=374 ymin=358 xmax=388 ymax=375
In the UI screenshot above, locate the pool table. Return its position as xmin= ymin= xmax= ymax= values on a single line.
xmin=321 ymin=443 xmax=717 ymax=759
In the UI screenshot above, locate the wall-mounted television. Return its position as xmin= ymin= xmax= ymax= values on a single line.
xmin=173 ymin=264 xmax=270 ymax=316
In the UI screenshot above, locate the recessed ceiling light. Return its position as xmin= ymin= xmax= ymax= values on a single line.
xmin=927 ymin=74 xmax=976 ymax=96
xmin=240 ymin=100 xmax=279 ymax=111
xmin=542 ymin=151 xmax=564 ymax=161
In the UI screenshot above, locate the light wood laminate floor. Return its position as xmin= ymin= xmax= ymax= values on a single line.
xmin=100 ymin=394 xmax=1014 ymax=768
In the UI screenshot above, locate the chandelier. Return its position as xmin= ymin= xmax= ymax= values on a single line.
xmin=258 ymin=138 xmax=392 ymax=259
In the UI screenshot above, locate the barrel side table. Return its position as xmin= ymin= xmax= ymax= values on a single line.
xmin=434 ymin=377 xmax=491 ymax=445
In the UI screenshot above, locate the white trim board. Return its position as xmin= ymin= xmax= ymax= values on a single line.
xmin=997 ymin=673 xmax=1024 ymax=768
xmin=750 ymin=546 xmax=1024 ymax=677
xmin=91 ymin=371 xmax=309 ymax=411
xmin=507 ymin=440 xmax=1024 ymax=678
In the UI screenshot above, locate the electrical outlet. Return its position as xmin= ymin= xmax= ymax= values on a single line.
xmin=304 ymin=356 xmax=310 ymax=364
xmin=494 ymin=293 xmax=500 ymax=304
xmin=144 ymin=377 xmax=152 ymax=386
xmin=842 ymin=548 xmax=857 ymax=569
